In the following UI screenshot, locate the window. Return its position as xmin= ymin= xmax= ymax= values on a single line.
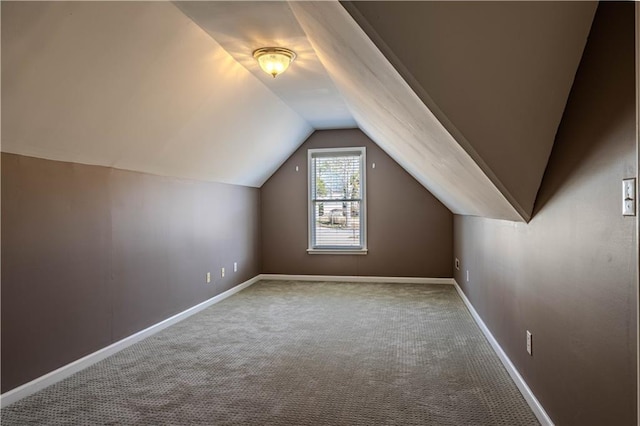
xmin=308 ymin=147 xmax=367 ymax=254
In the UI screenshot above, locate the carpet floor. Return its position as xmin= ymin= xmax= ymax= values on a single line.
xmin=1 ymin=281 xmax=539 ymax=425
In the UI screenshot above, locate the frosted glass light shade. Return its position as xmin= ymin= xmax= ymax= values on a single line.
xmin=253 ymin=47 xmax=296 ymax=78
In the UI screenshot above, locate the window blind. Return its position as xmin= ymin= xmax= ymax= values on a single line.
xmin=308 ymin=148 xmax=366 ymax=251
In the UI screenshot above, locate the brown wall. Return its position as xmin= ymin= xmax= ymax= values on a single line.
xmin=454 ymin=3 xmax=637 ymax=425
xmin=1 ymin=154 xmax=261 ymax=392
xmin=261 ymin=129 xmax=453 ymax=277
xmin=343 ymin=1 xmax=596 ymax=219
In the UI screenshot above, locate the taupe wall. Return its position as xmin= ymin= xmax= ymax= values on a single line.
xmin=1 ymin=154 xmax=261 ymax=392
xmin=261 ymin=129 xmax=453 ymax=277
xmin=454 ymin=3 xmax=637 ymax=425
xmin=343 ymin=1 xmax=596 ymax=219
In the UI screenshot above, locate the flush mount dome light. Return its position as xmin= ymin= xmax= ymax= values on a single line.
xmin=253 ymin=47 xmax=297 ymax=78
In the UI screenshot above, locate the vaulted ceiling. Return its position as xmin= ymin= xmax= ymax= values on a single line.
xmin=1 ymin=1 xmax=597 ymax=222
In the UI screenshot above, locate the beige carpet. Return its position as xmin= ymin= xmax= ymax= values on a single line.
xmin=1 ymin=281 xmax=539 ymax=425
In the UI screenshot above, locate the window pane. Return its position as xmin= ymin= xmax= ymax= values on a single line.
xmin=314 ymin=200 xmax=361 ymax=247
xmin=308 ymin=147 xmax=366 ymax=252
xmin=313 ymin=155 xmax=361 ymax=200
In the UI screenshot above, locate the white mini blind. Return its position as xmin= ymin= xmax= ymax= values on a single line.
xmin=308 ymin=147 xmax=366 ymax=251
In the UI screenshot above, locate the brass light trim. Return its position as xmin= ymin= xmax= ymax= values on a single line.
xmin=252 ymin=47 xmax=297 ymax=78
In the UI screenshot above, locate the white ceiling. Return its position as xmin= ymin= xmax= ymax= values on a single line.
xmin=1 ymin=1 xmax=312 ymax=187
xmin=174 ymin=1 xmax=357 ymax=130
xmin=289 ymin=1 xmax=521 ymax=221
xmin=1 ymin=1 xmax=596 ymax=222
xmin=342 ymin=1 xmax=597 ymax=219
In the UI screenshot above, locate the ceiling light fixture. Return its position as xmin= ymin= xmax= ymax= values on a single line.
xmin=253 ymin=47 xmax=297 ymax=78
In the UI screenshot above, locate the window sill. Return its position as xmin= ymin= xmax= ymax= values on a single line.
xmin=307 ymin=248 xmax=368 ymax=255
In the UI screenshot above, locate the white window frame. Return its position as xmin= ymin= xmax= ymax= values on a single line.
xmin=307 ymin=147 xmax=367 ymax=255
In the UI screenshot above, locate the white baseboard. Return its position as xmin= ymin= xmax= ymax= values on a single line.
xmin=255 ymin=274 xmax=554 ymax=424
xmin=1 ymin=273 xmax=553 ymax=425
xmin=258 ymin=274 xmax=455 ymax=285
xmin=0 ymin=275 xmax=261 ymax=408
xmin=452 ymin=280 xmax=554 ymax=426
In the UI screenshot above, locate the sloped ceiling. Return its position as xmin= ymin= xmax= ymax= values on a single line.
xmin=341 ymin=1 xmax=598 ymax=220
xmin=1 ymin=1 xmax=312 ymax=187
xmin=1 ymin=1 xmax=596 ymax=222
xmin=289 ymin=1 xmax=522 ymax=221
xmin=174 ymin=1 xmax=356 ymax=130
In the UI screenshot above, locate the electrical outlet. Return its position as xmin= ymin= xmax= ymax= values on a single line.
xmin=221 ymin=267 xmax=225 ymax=278
xmin=455 ymin=258 xmax=460 ymax=271
xmin=526 ymin=330 xmax=533 ymax=355
xmin=206 ymin=272 xmax=211 ymax=283
xmin=233 ymin=262 xmax=238 ymax=272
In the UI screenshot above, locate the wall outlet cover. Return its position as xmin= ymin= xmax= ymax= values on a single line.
xmin=622 ymin=178 xmax=636 ymax=216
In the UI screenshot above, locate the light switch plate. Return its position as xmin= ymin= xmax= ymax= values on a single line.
xmin=622 ymin=178 xmax=636 ymax=216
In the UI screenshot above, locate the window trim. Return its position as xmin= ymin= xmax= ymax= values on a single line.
xmin=307 ymin=147 xmax=367 ymax=255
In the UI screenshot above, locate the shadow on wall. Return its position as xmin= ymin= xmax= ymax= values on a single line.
xmin=533 ymin=4 xmax=635 ymax=216
xmin=455 ymin=3 xmax=637 ymax=425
